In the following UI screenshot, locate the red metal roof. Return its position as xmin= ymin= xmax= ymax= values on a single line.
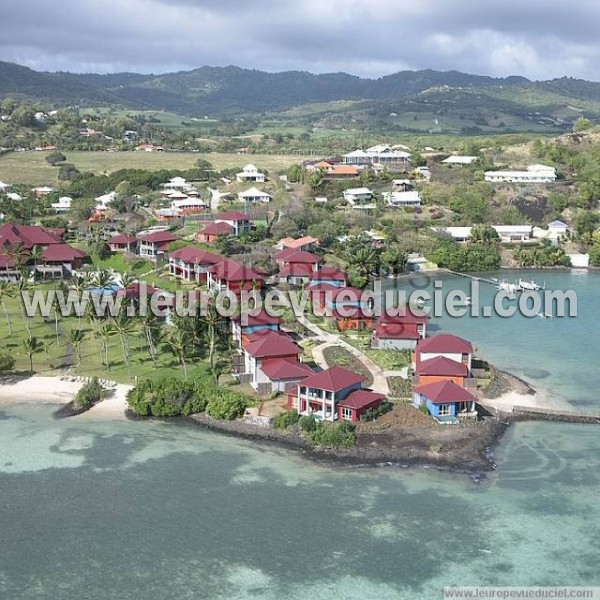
xmin=169 ymin=247 xmax=221 ymax=265
xmin=310 ymin=266 xmax=347 ymax=281
xmin=244 ymin=330 xmax=301 ymax=359
xmin=300 ymin=366 xmax=366 ymax=392
xmin=278 ymin=263 xmax=314 ymax=277
xmin=0 ymin=223 xmax=61 ymax=250
xmin=417 ymin=356 xmax=468 ymax=377
xmin=137 ymin=230 xmax=178 ymax=244
xmin=260 ymin=359 xmax=314 ymax=381
xmin=417 ymin=334 xmax=473 ymax=355
xmin=41 ymin=244 xmax=88 ymax=262
xmin=338 ymin=390 xmax=385 ymax=410
xmin=330 ymin=306 xmax=373 ymax=320
xmin=109 ymin=234 xmax=137 ymax=245
xmin=215 ymin=211 xmax=251 ymax=222
xmin=373 ymin=324 xmax=421 ymax=341
xmin=0 ymin=255 xmax=17 ymax=268
xmin=122 ymin=282 xmax=159 ymax=298
xmin=275 ymin=249 xmax=321 ymax=265
xmin=378 ymin=309 xmax=428 ymax=325
xmin=199 ymin=222 xmax=234 ymax=237
xmin=233 ymin=309 xmax=282 ymax=327
xmin=414 ymin=380 xmax=476 ymax=404
xmin=209 ymin=259 xmax=264 ymax=283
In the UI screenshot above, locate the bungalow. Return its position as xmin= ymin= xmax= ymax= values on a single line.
xmin=236 ymin=164 xmax=265 ymax=183
xmin=371 ymin=311 xmax=428 ymax=350
xmin=325 ymin=165 xmax=360 ymax=179
xmin=108 ymin=234 xmax=137 ymax=253
xmin=238 ymin=187 xmax=272 ymax=204
xmin=162 ymin=177 xmax=195 ymax=193
xmin=240 ymin=330 xmax=303 ymax=391
xmin=51 ymin=196 xmax=73 ymax=213
xmin=207 ymin=259 xmax=264 ymax=295
xmin=232 ymin=310 xmax=281 ymax=345
xmin=548 ymin=220 xmax=569 ymax=236
xmin=275 ymin=249 xmax=321 ymax=273
xmin=415 ymin=356 xmax=468 ymax=387
xmin=309 ymin=266 xmax=348 ymax=288
xmin=441 ymin=155 xmax=478 ymax=166
xmin=412 ymin=380 xmax=477 ymax=423
xmin=170 ymin=197 xmax=206 ymax=214
xmin=343 ymin=187 xmax=374 ymax=206
xmin=260 ymin=360 xmax=314 ymax=394
xmin=278 ymin=263 xmax=315 ymax=286
xmin=382 ymin=191 xmax=422 ymax=207
xmin=39 ymin=244 xmax=89 ymax=275
xmin=484 ymin=165 xmax=556 ymax=183
xmin=137 ymin=230 xmax=178 ymax=260
xmin=415 ymin=334 xmax=474 ymax=371
xmin=197 ymin=221 xmax=235 ymax=244
xmin=214 ymin=211 xmax=252 ymax=236
xmin=275 ymin=236 xmax=319 ymax=253
xmin=392 ymin=179 xmax=414 ymax=191
xmin=168 ymin=247 xmax=222 ymax=283
xmin=291 ymin=365 xmax=384 ymax=422
xmin=343 ymin=145 xmax=411 ymax=166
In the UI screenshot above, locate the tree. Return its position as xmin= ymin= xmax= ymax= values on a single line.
xmin=65 ymin=329 xmax=85 ymax=368
xmin=573 ymin=117 xmax=593 ymax=133
xmin=166 ymin=329 xmax=190 ymax=380
xmin=75 ymin=378 xmax=106 ymax=410
xmin=45 ymin=151 xmax=66 ymax=166
xmin=470 ymin=225 xmax=500 ymax=244
xmin=22 ymin=336 xmax=42 ymax=373
xmin=0 ymin=352 xmax=15 ymax=372
xmin=29 ymin=245 xmax=43 ymax=271
xmin=98 ymin=323 xmax=114 ymax=371
xmin=111 ymin=314 xmax=135 ymax=377
xmin=0 ymin=281 xmax=14 ymax=335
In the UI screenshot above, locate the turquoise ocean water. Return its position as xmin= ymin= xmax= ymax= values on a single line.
xmin=0 ymin=271 xmax=599 ymax=599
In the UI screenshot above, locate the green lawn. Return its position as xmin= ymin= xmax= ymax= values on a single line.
xmin=0 ymin=150 xmax=310 ymax=186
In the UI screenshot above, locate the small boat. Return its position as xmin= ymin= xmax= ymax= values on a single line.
xmin=498 ymin=280 xmax=519 ymax=294
xmin=519 ymin=278 xmax=545 ymax=292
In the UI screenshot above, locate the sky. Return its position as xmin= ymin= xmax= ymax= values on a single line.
xmin=1 ymin=0 xmax=599 ymax=81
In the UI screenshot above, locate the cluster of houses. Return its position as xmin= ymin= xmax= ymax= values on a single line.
xmin=434 ymin=220 xmax=570 ymax=244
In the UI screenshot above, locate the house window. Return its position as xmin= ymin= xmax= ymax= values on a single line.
xmin=438 ymin=404 xmax=451 ymax=417
xmin=341 ymin=407 xmax=353 ymax=421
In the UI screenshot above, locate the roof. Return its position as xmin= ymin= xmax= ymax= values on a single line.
xmin=417 ymin=356 xmax=468 ymax=377
xmin=199 ymin=222 xmax=234 ymax=237
xmin=137 ymin=230 xmax=178 ymax=244
xmin=278 ymin=263 xmax=314 ymax=277
xmin=260 ymin=359 xmax=313 ymax=381
xmin=41 ymin=244 xmax=88 ymax=262
xmin=310 ymin=266 xmax=347 ymax=281
xmin=549 ymin=220 xmax=568 ymax=228
xmin=414 ymin=380 xmax=476 ymax=404
xmin=417 ymin=334 xmax=474 ymax=355
xmin=0 ymin=223 xmax=61 ymax=250
xmin=300 ymin=366 xmax=366 ymax=392
xmin=209 ymin=259 xmax=264 ymax=283
xmin=338 ymin=390 xmax=386 ymax=410
xmin=244 ymin=331 xmax=301 ymax=359
xmin=216 ymin=211 xmax=252 ymax=221
xmin=378 ymin=309 xmax=428 ymax=325
xmin=374 ymin=324 xmax=421 ymax=341
xmin=109 ymin=234 xmax=137 ymax=245
xmin=233 ymin=309 xmax=282 ymax=327
xmin=344 ymin=187 xmax=373 ymax=195
xmin=442 ymin=155 xmax=477 ymax=164
xmin=0 ymin=255 xmax=17 ymax=268
xmin=239 ymin=187 xmax=271 ymax=198
xmin=328 ymin=165 xmax=360 ymax=176
xmin=122 ymin=282 xmax=159 ymax=298
xmin=275 ymin=249 xmax=321 ymax=264
xmin=277 ymin=236 xmax=319 ymax=250
xmin=169 ymin=247 xmax=221 ymax=265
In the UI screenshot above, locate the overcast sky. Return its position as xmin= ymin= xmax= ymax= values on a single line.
xmin=1 ymin=0 xmax=599 ymax=80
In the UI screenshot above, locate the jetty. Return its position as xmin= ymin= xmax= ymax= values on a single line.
xmin=484 ymin=403 xmax=600 ymax=425
xmin=446 ymin=270 xmax=547 ymax=293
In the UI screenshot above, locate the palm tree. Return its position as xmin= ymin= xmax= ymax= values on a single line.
xmin=203 ymin=299 xmax=224 ymax=379
xmin=0 ymin=280 xmax=14 ymax=335
xmin=15 ymin=275 xmax=32 ymax=336
xmin=3 ymin=242 xmax=26 ymax=270
xmin=29 ymin=245 xmax=43 ymax=274
xmin=71 ymin=274 xmax=91 ymax=328
xmin=166 ymin=329 xmax=189 ymax=380
xmin=94 ymin=269 xmax=113 ymax=289
xmin=65 ymin=329 xmax=85 ymax=368
xmin=140 ymin=312 xmax=161 ymax=365
xmin=98 ymin=323 xmax=114 ymax=371
xmin=111 ymin=314 xmax=135 ymax=377
xmin=22 ymin=336 xmax=42 ymax=373
xmin=41 ymin=339 xmax=53 ymax=359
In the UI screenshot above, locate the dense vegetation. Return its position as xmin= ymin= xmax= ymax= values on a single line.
xmin=75 ymin=377 xmax=106 ymax=410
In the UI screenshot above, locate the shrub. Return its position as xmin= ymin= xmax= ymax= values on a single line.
xmin=0 ymin=352 xmax=15 ymax=372
xmin=308 ymin=421 xmax=357 ymax=448
xmin=75 ymin=378 xmax=106 ymax=409
xmin=205 ymin=390 xmax=248 ymax=420
xmin=273 ymin=410 xmax=300 ymax=430
xmin=298 ymin=414 xmax=317 ymax=432
xmin=127 ymin=377 xmax=205 ymax=417
xmin=360 ymin=402 xmax=394 ymax=422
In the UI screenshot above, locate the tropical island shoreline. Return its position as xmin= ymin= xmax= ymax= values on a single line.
xmin=0 ymin=367 xmax=591 ymax=477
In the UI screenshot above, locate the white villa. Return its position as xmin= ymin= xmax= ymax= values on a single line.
xmin=238 ymin=187 xmax=272 ymax=203
xmin=170 ymin=197 xmax=206 ymax=212
xmin=51 ymin=196 xmax=73 ymax=213
xmin=343 ymin=187 xmax=374 ymax=206
xmin=162 ymin=177 xmax=196 ymax=193
xmin=442 ymin=155 xmax=478 ymax=166
xmin=236 ymin=164 xmax=265 ymax=183
xmin=95 ymin=191 xmax=117 ymax=212
xmin=485 ymin=164 xmax=556 ymax=183
xmin=533 ymin=220 xmax=570 ymax=242
xmin=343 ymin=144 xmax=411 ymax=166
xmin=382 ymin=191 xmax=422 ymax=207
xmin=435 ymin=225 xmax=533 ymax=243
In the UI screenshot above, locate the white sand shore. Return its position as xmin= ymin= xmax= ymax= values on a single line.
xmin=0 ymin=375 xmax=132 ymax=420
xmin=481 ymin=389 xmax=572 ymax=413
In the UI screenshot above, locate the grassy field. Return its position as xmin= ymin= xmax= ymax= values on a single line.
xmin=0 ymin=150 xmax=310 ymax=186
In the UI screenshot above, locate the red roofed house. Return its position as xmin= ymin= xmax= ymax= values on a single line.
xmin=290 ymin=365 xmax=384 ymax=422
xmin=232 ymin=309 xmax=282 ymax=346
xmin=108 ymin=234 xmax=137 ymax=253
xmin=371 ymin=310 xmax=428 ymax=350
xmin=214 ymin=212 xmax=252 ymax=236
xmin=275 ymin=249 xmax=321 ymax=285
xmin=415 ymin=356 xmax=468 ymax=387
xmin=412 ymin=380 xmax=477 ymax=423
xmin=415 ymin=334 xmax=474 ymax=370
xmin=197 ymin=221 xmax=234 ymax=244
xmin=239 ymin=330 xmax=306 ymax=393
xmin=309 ymin=266 xmax=348 ymax=288
xmin=40 ymin=245 xmax=89 ymax=272
xmin=168 ymin=247 xmax=221 ymax=283
xmin=207 ymin=259 xmax=264 ymax=296
xmin=137 ymin=230 xmax=178 ymax=260
xmin=314 ymin=286 xmax=375 ymax=331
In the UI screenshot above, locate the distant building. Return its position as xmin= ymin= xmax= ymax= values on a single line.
xmin=51 ymin=196 xmax=73 ymax=213
xmin=343 ymin=187 xmax=374 ymax=206
xmin=442 ymin=155 xmax=478 ymax=166
xmin=343 ymin=144 xmax=411 ymax=166
xmin=236 ymin=164 xmax=266 ymax=183
xmin=485 ymin=164 xmax=556 ymax=183
xmin=238 ymin=187 xmax=272 ymax=203
xmin=382 ymin=191 xmax=422 ymax=207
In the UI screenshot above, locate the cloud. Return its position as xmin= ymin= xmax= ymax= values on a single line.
xmin=0 ymin=0 xmax=600 ymax=80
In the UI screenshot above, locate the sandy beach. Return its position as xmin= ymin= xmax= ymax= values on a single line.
xmin=0 ymin=375 xmax=132 ymax=419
